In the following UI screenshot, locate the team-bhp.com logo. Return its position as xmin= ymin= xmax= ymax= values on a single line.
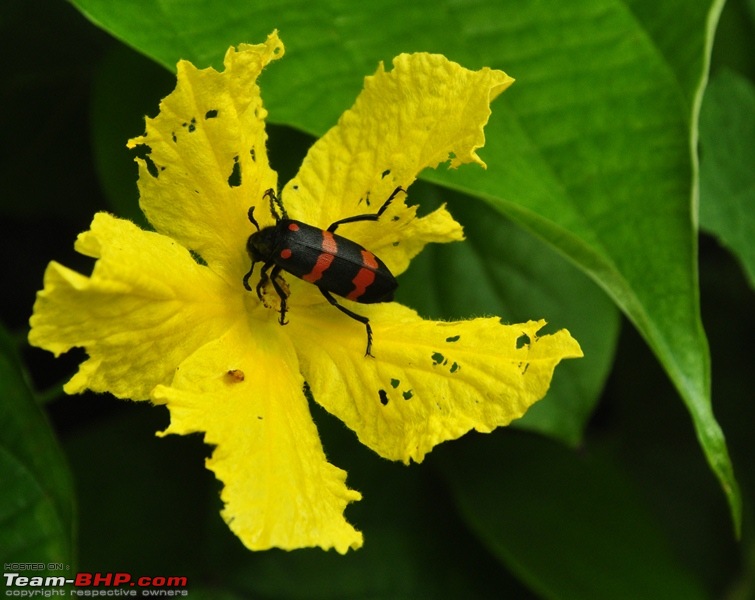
xmin=4 ymin=568 xmax=188 ymax=597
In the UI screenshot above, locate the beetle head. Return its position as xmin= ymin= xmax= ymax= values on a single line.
xmin=247 ymin=226 xmax=278 ymax=262
xmin=245 ymin=188 xmax=288 ymax=264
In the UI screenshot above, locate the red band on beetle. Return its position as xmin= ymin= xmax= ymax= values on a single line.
xmin=361 ymin=250 xmax=378 ymax=269
xmin=302 ymin=254 xmax=334 ymax=282
xmin=347 ymin=250 xmax=379 ymax=299
xmin=321 ymin=230 xmax=338 ymax=254
xmin=348 ymin=268 xmax=376 ymax=300
xmin=302 ymin=231 xmax=338 ymax=283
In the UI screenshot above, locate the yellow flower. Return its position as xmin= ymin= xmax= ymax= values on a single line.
xmin=29 ymin=31 xmax=582 ymax=553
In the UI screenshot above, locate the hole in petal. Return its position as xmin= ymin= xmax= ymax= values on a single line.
xmin=446 ymin=335 xmax=460 ymax=343
xmin=402 ymin=389 xmax=414 ymax=400
xmin=516 ymin=333 xmax=531 ymax=349
xmin=378 ymin=389 xmax=389 ymax=406
xmin=205 ymin=109 xmax=218 ymax=119
xmin=189 ymin=249 xmax=208 ymax=266
xmin=228 ymin=156 xmax=242 ymax=188
xmin=390 ymin=378 xmax=400 ymax=389
xmin=144 ymin=155 xmax=159 ymax=178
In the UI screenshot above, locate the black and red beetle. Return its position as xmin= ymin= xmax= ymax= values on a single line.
xmin=243 ymin=187 xmax=403 ymax=357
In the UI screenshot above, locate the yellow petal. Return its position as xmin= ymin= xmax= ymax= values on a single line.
xmin=152 ymin=323 xmax=363 ymax=553
xmin=28 ymin=213 xmax=238 ymax=400
xmin=279 ymin=53 xmax=513 ymax=275
xmin=127 ymin=32 xmax=283 ymax=284
xmin=289 ymin=302 xmax=582 ymax=463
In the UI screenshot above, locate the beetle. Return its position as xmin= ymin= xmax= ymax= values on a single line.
xmin=243 ymin=186 xmax=404 ymax=357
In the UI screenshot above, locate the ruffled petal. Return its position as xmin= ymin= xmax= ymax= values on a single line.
xmin=279 ymin=52 xmax=513 ymax=275
xmin=153 ymin=322 xmax=363 ymax=553
xmin=28 ymin=213 xmax=239 ymax=400
xmin=127 ymin=32 xmax=283 ymax=284
xmin=288 ymin=302 xmax=582 ymax=463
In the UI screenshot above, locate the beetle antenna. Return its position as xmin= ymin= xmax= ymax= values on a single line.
xmin=264 ymin=188 xmax=288 ymax=221
xmin=247 ymin=206 xmax=260 ymax=231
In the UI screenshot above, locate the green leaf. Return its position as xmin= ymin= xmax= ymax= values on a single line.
xmin=436 ymin=431 xmax=707 ymax=599
xmin=0 ymin=325 xmax=74 ymax=566
xmin=622 ymin=1 xmax=715 ymax=109
xmin=71 ymin=0 xmax=265 ymax=72
xmin=399 ymin=183 xmax=620 ymax=446
xmin=699 ymin=69 xmax=755 ymax=288
xmin=68 ymin=0 xmax=740 ymax=529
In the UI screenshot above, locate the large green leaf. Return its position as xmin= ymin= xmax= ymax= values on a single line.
xmin=0 ymin=326 xmax=74 ymax=567
xmin=69 ymin=0 xmax=740 ymax=528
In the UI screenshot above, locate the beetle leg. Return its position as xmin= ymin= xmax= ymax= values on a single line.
xmin=319 ymin=288 xmax=374 ymax=358
xmin=254 ymin=263 xmax=289 ymax=324
xmin=327 ymin=186 xmax=406 ymax=233
xmin=269 ymin=265 xmax=289 ymax=325
xmin=255 ymin=261 xmax=272 ymax=302
xmin=242 ymin=260 xmax=257 ymax=291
